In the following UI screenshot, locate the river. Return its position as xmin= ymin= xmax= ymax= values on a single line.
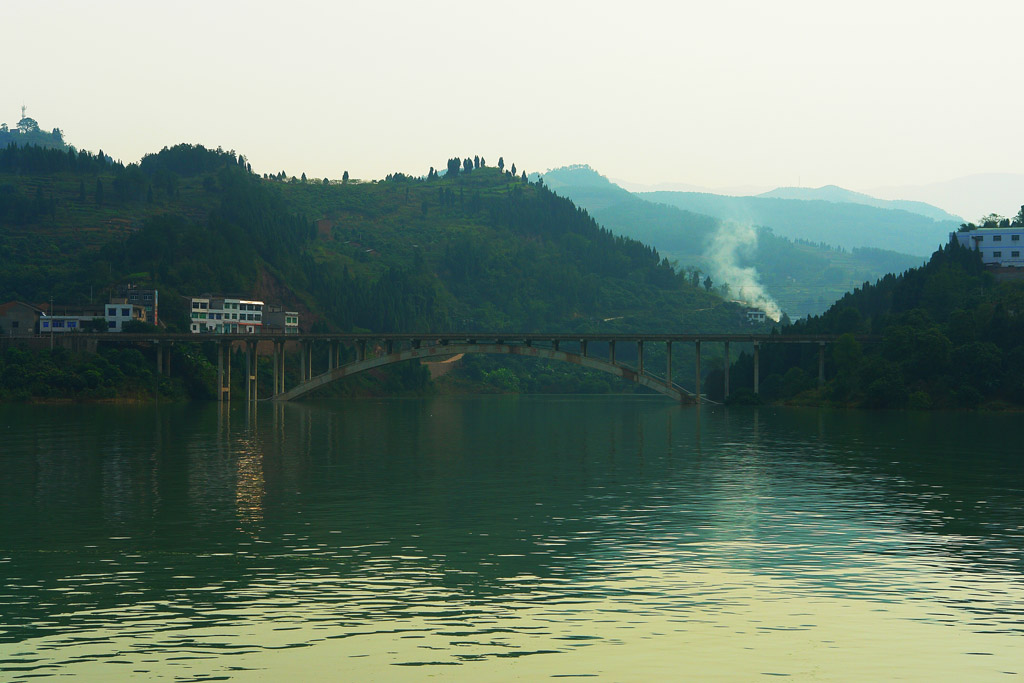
xmin=1 ymin=397 xmax=1022 ymax=680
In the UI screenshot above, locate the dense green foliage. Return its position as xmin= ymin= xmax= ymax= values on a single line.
xmin=1 ymin=143 xmax=762 ymax=401
xmin=539 ymin=165 xmax=925 ymax=317
xmin=0 ymin=345 xmax=185 ymax=401
xmin=0 ymin=115 xmax=69 ymax=151
xmin=710 ymin=241 xmax=1024 ymax=408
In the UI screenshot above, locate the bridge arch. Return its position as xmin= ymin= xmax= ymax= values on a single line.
xmin=272 ymin=342 xmax=699 ymax=403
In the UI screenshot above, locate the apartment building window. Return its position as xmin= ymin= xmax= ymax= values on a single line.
xmin=1013 ymin=251 xmax=1020 ymax=258
xmin=994 ymin=251 xmax=1002 ymax=257
xmin=994 ymin=235 xmax=1002 ymax=242
xmin=121 ymin=308 xmax=130 ymax=316
xmin=1014 ymin=235 xmax=1020 ymax=241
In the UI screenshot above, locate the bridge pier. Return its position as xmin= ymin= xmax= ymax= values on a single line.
xmin=638 ymin=340 xmax=644 ymax=374
xmin=819 ymin=341 xmax=825 ymax=388
xmin=272 ymin=342 xmax=279 ymax=396
xmin=245 ymin=340 xmax=258 ymax=401
xmin=302 ymin=341 xmax=312 ymax=382
xmin=356 ymin=339 xmax=366 ymax=362
xmin=272 ymin=341 xmax=286 ymax=396
xmin=723 ymin=341 xmax=730 ymax=399
xmin=666 ymin=341 xmax=672 ymax=388
xmin=694 ymin=340 xmax=701 ymax=401
xmin=609 ymin=340 xmax=616 ymax=364
xmin=217 ymin=341 xmax=232 ymax=402
xmin=580 ymin=339 xmax=588 ymax=358
xmin=753 ymin=342 xmax=760 ymax=396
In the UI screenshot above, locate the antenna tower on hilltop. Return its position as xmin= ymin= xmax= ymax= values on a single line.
xmin=21 ymin=104 xmax=26 ymax=120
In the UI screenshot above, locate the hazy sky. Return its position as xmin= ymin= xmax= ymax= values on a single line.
xmin=5 ymin=0 xmax=1023 ymax=205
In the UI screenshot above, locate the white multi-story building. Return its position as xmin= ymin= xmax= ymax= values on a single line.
xmin=38 ymin=299 xmax=145 ymax=333
xmin=952 ymin=227 xmax=1024 ymax=267
xmin=189 ymin=296 xmax=264 ymax=333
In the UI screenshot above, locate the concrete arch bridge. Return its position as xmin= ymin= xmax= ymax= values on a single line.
xmin=229 ymin=333 xmax=867 ymax=404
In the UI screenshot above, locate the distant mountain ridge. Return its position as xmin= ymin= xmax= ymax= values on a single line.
xmin=539 ymin=165 xmax=926 ymax=318
xmin=868 ymin=173 xmax=1024 ymax=224
xmin=757 ymin=185 xmax=962 ymax=223
xmin=638 ymin=189 xmax=956 ymax=257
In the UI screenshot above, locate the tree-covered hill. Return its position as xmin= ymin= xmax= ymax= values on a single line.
xmin=713 ymin=241 xmax=1024 ymax=409
xmin=0 ymin=111 xmax=69 ymax=151
xmin=1 ymin=144 xmax=767 ymax=400
xmin=0 ymin=143 xmax=753 ymax=334
xmin=540 ymin=165 xmax=925 ymax=317
xmin=642 ymin=189 xmax=957 ymax=257
xmin=758 ymin=185 xmax=961 ymax=223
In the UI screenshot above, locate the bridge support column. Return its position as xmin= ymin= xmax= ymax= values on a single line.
xmin=356 ymin=340 xmax=366 ymax=362
xmin=609 ymin=340 xmax=616 ymax=365
xmin=695 ymin=340 xmax=701 ymax=402
xmin=666 ymin=341 xmax=672 ymax=387
xmin=245 ymin=340 xmax=258 ymax=401
xmin=637 ymin=340 xmax=644 ymax=375
xmin=165 ymin=344 xmax=172 ymax=376
xmin=552 ymin=339 xmax=559 ymax=351
xmin=278 ymin=342 xmax=286 ymax=394
xmin=818 ymin=341 xmax=826 ymax=388
xmin=217 ymin=342 xmax=226 ymax=402
xmin=723 ymin=341 xmax=730 ymax=399
xmin=753 ymin=342 xmax=760 ymax=396
xmin=302 ymin=341 xmax=312 ymax=382
xmin=272 ymin=341 xmax=280 ymax=396
xmin=386 ymin=339 xmax=394 ymax=355
xmin=156 ymin=343 xmax=163 ymax=376
xmin=581 ymin=340 xmax=588 ymax=358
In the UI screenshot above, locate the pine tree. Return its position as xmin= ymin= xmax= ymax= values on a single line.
xmin=498 ymin=157 xmax=504 ymax=172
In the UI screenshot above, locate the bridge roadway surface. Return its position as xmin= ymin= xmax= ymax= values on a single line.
xmin=60 ymin=332 xmax=878 ymax=344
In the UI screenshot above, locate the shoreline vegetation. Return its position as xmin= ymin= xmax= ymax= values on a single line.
xmin=2 ymin=138 xmax=1022 ymax=409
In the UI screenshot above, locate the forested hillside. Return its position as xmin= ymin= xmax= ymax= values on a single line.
xmin=540 ymin=165 xmax=924 ymax=317
xmin=712 ymin=241 xmax=1024 ymax=409
xmin=0 ymin=144 xmax=762 ymax=400
xmin=642 ymin=189 xmax=957 ymax=256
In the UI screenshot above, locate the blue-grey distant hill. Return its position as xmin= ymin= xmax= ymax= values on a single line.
xmin=756 ymin=185 xmax=962 ymax=223
xmin=640 ymin=188 xmax=958 ymax=257
xmin=539 ymin=165 xmax=925 ymax=318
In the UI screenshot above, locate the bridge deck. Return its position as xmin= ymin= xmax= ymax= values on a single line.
xmin=29 ymin=332 xmax=879 ymax=344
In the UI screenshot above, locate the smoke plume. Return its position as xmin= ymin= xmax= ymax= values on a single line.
xmin=705 ymin=221 xmax=782 ymax=321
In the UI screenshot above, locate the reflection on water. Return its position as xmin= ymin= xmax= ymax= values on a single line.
xmin=1 ymin=398 xmax=1023 ymax=680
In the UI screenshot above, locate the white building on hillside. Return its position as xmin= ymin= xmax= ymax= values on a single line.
xmin=189 ymin=296 xmax=264 ymax=333
xmin=952 ymin=227 xmax=1024 ymax=267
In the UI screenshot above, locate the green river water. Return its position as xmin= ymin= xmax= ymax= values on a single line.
xmin=1 ymin=397 xmax=1022 ymax=680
